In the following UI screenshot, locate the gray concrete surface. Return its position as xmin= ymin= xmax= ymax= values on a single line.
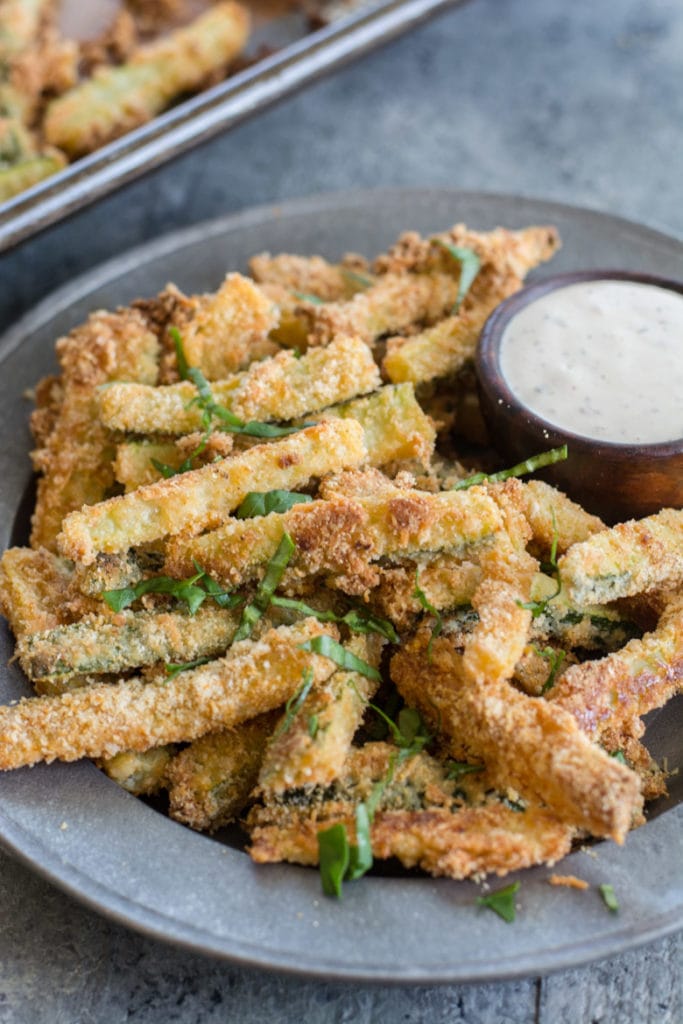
xmin=0 ymin=0 xmax=682 ymax=1020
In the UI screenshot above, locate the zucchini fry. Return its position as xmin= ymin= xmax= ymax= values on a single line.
xmin=180 ymin=273 xmax=279 ymax=379
xmin=249 ymin=743 xmax=573 ymax=877
xmin=550 ymin=594 xmax=683 ymax=738
xmin=258 ymin=634 xmax=383 ymax=794
xmin=114 ymin=433 xmax=234 ymax=492
xmin=382 ymin=225 xmax=560 ymax=383
xmin=520 ymin=480 xmax=605 ymax=556
xmin=31 ymin=308 xmax=159 ymax=551
xmin=299 ymin=272 xmax=460 ymax=347
xmin=58 ymin=419 xmax=367 ymax=564
xmin=17 ymin=604 xmax=241 ymax=682
xmin=311 ymin=383 xmax=435 ymax=468
xmin=101 ymin=746 xmax=173 ymax=796
xmin=391 ymin=631 xmax=642 ymax=841
xmin=44 ymin=3 xmax=250 ymax=158
xmin=0 ymin=150 xmax=65 ymax=201
xmin=165 ymin=486 xmax=503 ymax=595
xmin=167 ymin=712 xmax=278 ymax=831
xmin=97 ymin=335 xmax=380 ymax=434
xmin=559 ymin=508 xmax=683 ymax=605
xmin=0 ymin=546 xmax=73 ymax=636
xmin=249 ymin=252 xmax=372 ymax=301
xmin=0 ymin=620 xmax=339 ymax=770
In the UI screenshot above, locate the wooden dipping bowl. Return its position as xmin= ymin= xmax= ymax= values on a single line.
xmin=475 ymin=270 xmax=683 ymax=524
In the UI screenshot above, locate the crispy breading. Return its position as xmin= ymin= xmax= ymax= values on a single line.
xmin=258 ymin=634 xmax=383 ymax=793
xmin=100 ymin=745 xmax=173 ymax=796
xmin=381 ymin=226 xmax=560 ymax=383
xmin=373 ymin=224 xmax=560 ymax=277
xmin=178 ymin=273 xmax=279 ymax=378
xmin=30 ymin=308 xmax=159 ymax=551
xmin=0 ymin=546 xmax=73 ymax=636
xmin=550 ymin=593 xmax=683 ymax=738
xmin=368 ymin=557 xmax=483 ymax=630
xmin=0 ymin=620 xmax=340 ymax=769
xmin=167 ymin=712 xmax=278 ymax=831
xmin=548 ymin=874 xmax=589 ymax=890
xmin=391 ymin=631 xmax=642 ymax=841
xmin=44 ymin=4 xmax=250 ymax=158
xmin=58 ymin=419 xmax=367 ymax=564
xmin=521 ymin=480 xmax=605 ymax=556
xmin=249 ymin=253 xmax=372 ymax=301
xmin=98 ymin=335 xmax=379 ymax=434
xmin=559 ymin=508 xmax=683 ymax=605
xmin=311 ymin=383 xmax=436 ymax=469
xmin=114 ymin=432 xmax=235 ymax=491
xmin=165 ymin=486 xmax=503 ymax=597
xmin=248 ymin=743 xmax=573 ymax=877
xmin=17 ymin=605 xmax=241 ymax=682
xmin=298 ymin=272 xmax=460 ymax=347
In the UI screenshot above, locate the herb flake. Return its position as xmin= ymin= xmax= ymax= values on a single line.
xmin=599 ymin=883 xmax=619 ymax=913
xmin=236 ymin=490 xmax=312 ymax=519
xmin=434 ymin=240 xmax=481 ymax=313
xmin=477 ymin=881 xmax=520 ymax=923
xmin=454 ymin=446 xmax=568 ymax=491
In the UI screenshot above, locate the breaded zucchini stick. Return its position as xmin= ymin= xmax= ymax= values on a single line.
xmin=0 ymin=620 xmax=339 ymax=769
xmin=58 ymin=419 xmax=367 ymax=564
xmin=100 ymin=746 xmax=173 ymax=796
xmin=97 ymin=335 xmax=380 ymax=434
xmin=299 ymin=272 xmax=460 ymax=347
xmin=382 ymin=225 xmax=560 ymax=383
xmin=391 ymin=632 xmax=642 ymax=841
xmin=0 ymin=150 xmax=65 ymax=201
xmin=0 ymin=546 xmax=73 ymax=636
xmin=114 ymin=433 xmax=234 ymax=492
xmin=31 ymin=308 xmax=159 ymax=551
xmin=550 ymin=594 xmax=683 ymax=739
xmin=17 ymin=605 xmax=241 ymax=682
xmin=258 ymin=634 xmax=383 ymax=794
xmin=180 ymin=273 xmax=279 ymax=379
xmin=165 ymin=486 xmax=503 ymax=595
xmin=249 ymin=743 xmax=573 ymax=877
xmin=520 ymin=480 xmax=605 ymax=556
xmin=167 ymin=712 xmax=279 ymax=831
xmin=44 ymin=3 xmax=250 ymax=158
xmin=558 ymin=509 xmax=683 ymax=605
xmin=311 ymin=383 xmax=435 ymax=468
xmin=250 ymin=252 xmax=373 ymax=301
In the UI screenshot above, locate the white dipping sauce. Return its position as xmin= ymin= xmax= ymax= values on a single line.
xmin=499 ymin=280 xmax=683 ymax=444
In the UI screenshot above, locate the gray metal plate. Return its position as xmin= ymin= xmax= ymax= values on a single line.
xmin=0 ymin=189 xmax=680 ymax=982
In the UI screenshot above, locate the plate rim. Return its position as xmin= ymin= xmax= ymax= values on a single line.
xmin=0 ymin=187 xmax=681 ymax=983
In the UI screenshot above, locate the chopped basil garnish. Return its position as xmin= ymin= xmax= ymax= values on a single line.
xmin=103 ymin=564 xmax=241 ymax=615
xmin=433 ymin=240 xmax=481 ymax=314
xmin=599 ymin=883 xmax=619 ymax=913
xmin=271 ymin=596 xmax=398 ymax=643
xmin=413 ymin=568 xmax=443 ymax=657
xmin=293 ymin=291 xmax=325 ymax=305
xmin=318 ymin=824 xmax=350 ymax=897
xmin=165 ymin=656 xmax=213 ymax=679
xmin=454 ymin=445 xmax=568 ymax=491
xmin=308 ymin=714 xmax=319 ymax=739
xmin=610 ymin=750 xmax=628 ymax=765
xmin=273 ymin=668 xmax=314 ymax=740
xmin=233 ymin=533 xmax=295 ymax=643
xmin=169 ymin=327 xmax=304 ymax=439
xmin=532 ymin=645 xmax=567 ymax=695
xmin=476 ymin=881 xmax=520 ymax=923
xmin=340 ymin=268 xmax=373 ymax=289
xmin=519 ymin=508 xmax=562 ymax=619
xmin=151 ymin=430 xmax=212 ymax=479
xmin=236 ymin=490 xmax=312 ymax=519
xmin=299 ymin=634 xmax=381 ymax=682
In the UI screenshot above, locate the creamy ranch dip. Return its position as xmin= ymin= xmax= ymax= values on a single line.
xmin=499 ymin=280 xmax=683 ymax=444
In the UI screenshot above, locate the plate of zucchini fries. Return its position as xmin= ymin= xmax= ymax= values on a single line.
xmin=0 ymin=189 xmax=680 ymax=981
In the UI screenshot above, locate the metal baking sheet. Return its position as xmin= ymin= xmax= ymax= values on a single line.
xmin=0 ymin=0 xmax=467 ymax=253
